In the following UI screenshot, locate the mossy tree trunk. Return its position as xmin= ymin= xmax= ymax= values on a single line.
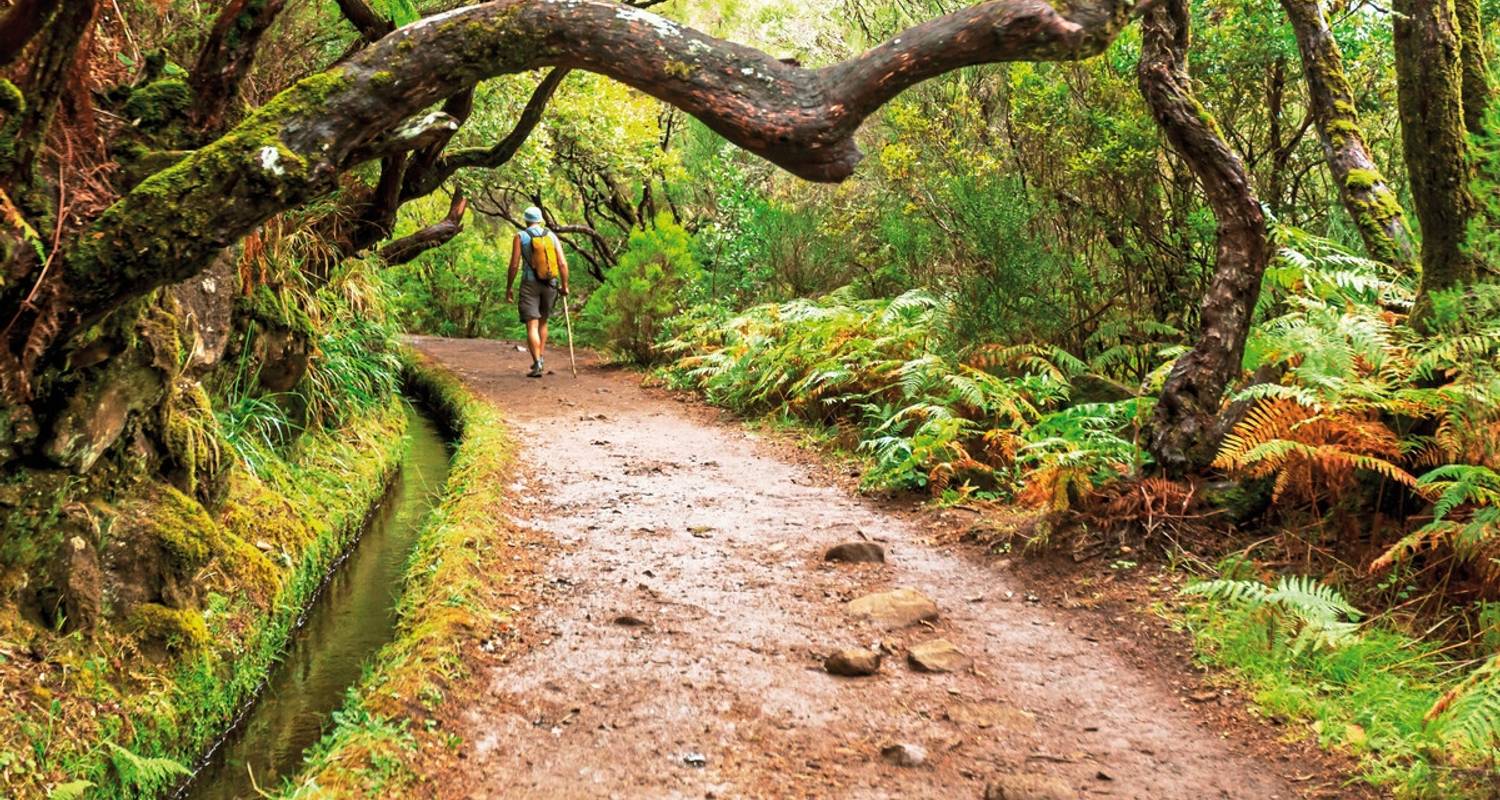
xmin=1138 ymin=0 xmax=1270 ymax=473
xmin=1454 ymin=0 xmax=1490 ymax=137
xmin=1280 ymin=0 xmax=1416 ymax=268
xmin=1394 ymin=0 xmax=1480 ymax=328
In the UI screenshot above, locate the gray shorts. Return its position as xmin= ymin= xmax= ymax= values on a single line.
xmin=518 ymin=279 xmax=558 ymax=323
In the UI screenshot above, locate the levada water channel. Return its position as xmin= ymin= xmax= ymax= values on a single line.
xmin=177 ymin=406 xmax=450 ymax=799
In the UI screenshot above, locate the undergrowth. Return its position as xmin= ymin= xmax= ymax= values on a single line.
xmin=658 ymin=223 xmax=1500 ymax=795
xmin=0 ymin=400 xmax=405 ymax=800
xmin=1179 ymin=570 xmax=1497 ymax=797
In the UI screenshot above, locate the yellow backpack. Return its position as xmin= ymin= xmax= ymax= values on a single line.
xmin=524 ymin=228 xmax=560 ymax=282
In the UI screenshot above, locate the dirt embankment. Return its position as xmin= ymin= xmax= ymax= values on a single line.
xmin=412 ymin=336 xmax=1355 ymax=800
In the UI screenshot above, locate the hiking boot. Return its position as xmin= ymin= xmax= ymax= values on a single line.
xmin=527 ymin=360 xmax=543 ymax=378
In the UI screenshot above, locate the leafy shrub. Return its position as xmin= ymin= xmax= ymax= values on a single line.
xmin=1213 ymin=227 xmax=1500 ymax=578
xmin=583 ymin=214 xmax=701 ymax=363
xmin=660 ymin=287 xmax=1148 ymax=497
xmin=381 ymin=226 xmax=519 ymax=340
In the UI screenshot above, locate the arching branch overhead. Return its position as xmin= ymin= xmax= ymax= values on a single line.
xmin=62 ymin=0 xmax=1136 ymax=334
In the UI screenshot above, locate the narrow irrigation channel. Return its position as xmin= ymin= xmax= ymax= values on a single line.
xmin=179 ymin=407 xmax=451 ymax=800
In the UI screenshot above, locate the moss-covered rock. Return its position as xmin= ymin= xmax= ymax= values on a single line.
xmin=161 ymin=377 xmax=227 ymax=503
xmin=123 ymin=79 xmax=193 ymax=133
xmin=127 ymin=602 xmax=210 ymax=654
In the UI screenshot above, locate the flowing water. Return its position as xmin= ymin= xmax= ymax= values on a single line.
xmin=180 ymin=407 xmax=450 ymax=800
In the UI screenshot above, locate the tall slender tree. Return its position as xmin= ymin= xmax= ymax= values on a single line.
xmin=1139 ymin=0 xmax=1270 ymax=472
xmin=1394 ymin=0 xmax=1480 ymax=328
xmin=1280 ymin=0 xmax=1415 ymax=268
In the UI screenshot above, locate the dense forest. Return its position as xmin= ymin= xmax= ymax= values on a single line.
xmin=1 ymin=0 xmax=1499 ymax=796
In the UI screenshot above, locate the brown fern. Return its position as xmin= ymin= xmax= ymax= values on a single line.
xmin=1214 ymin=398 xmax=1418 ymax=504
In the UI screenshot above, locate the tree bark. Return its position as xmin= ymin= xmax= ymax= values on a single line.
xmin=405 ymin=68 xmax=571 ymax=201
xmin=335 ymin=0 xmax=395 ymax=42
xmin=379 ymin=191 xmax=468 ymax=265
xmin=188 ymin=0 xmax=289 ymax=132
xmin=0 ymin=0 xmax=61 ymax=68
xmin=1280 ymin=0 xmax=1415 ymax=267
xmin=1454 ymin=0 xmax=1490 ymax=136
xmin=1138 ymin=0 xmax=1269 ymax=473
xmin=57 ymin=0 xmax=1135 ymax=336
xmin=1394 ymin=0 xmax=1479 ymax=327
xmin=0 ymin=0 xmax=96 ymax=196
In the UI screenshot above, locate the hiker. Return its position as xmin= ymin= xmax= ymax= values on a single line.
xmin=505 ymin=206 xmax=571 ymax=378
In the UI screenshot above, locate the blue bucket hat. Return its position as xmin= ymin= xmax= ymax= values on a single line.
xmin=523 ymin=206 xmax=544 ymax=224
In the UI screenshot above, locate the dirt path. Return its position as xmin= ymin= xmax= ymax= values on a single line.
xmin=413 ymin=336 xmax=1308 ymax=800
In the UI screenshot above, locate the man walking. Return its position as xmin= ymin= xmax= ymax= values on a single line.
xmin=505 ymin=206 xmax=571 ymax=378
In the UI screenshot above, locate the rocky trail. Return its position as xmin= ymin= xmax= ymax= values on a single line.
xmin=411 ymin=336 xmax=1329 ymax=800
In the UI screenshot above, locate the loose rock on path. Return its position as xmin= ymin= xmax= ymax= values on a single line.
xmin=412 ymin=336 xmax=1303 ymax=799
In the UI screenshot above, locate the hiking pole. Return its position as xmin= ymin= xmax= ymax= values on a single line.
xmin=562 ymin=294 xmax=578 ymax=378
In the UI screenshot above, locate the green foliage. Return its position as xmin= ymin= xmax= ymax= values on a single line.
xmin=583 ymin=215 xmax=701 ymax=363
xmin=1185 ymin=575 xmax=1362 ymax=655
xmin=217 ymin=391 xmax=295 ymax=477
xmin=660 ymin=287 xmax=1150 ymax=498
xmin=1179 ymin=575 xmax=1487 ymax=797
xmin=381 ymin=214 xmax=519 ymax=340
xmin=291 ymin=258 xmax=405 ymax=429
xmin=105 ymin=743 xmax=191 ymax=796
xmin=48 ymin=780 xmax=93 ymax=800
xmin=1429 ymin=654 xmax=1500 ymax=753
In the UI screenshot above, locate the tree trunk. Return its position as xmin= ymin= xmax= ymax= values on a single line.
xmin=1454 ymin=0 xmax=1490 ymax=136
xmin=0 ymin=0 xmax=96 ymax=198
xmin=1394 ymin=0 xmax=1479 ymax=327
xmin=1280 ymin=0 xmax=1415 ymax=267
xmin=0 ymin=0 xmax=61 ymax=68
xmin=189 ymin=0 xmax=289 ymax=133
xmin=335 ymin=0 xmax=395 ymax=42
xmin=1138 ymin=0 xmax=1270 ymax=473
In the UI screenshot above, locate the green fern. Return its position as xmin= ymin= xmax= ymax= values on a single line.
xmin=1185 ymin=575 xmax=1362 ymax=655
xmin=48 ymin=781 xmax=93 ymax=800
xmin=106 ymin=742 xmax=191 ymax=794
xmin=1428 ymin=654 xmax=1500 ymax=751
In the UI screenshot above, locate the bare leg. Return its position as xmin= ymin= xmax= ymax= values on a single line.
xmin=539 ymin=320 xmax=550 ymax=356
xmin=526 ymin=319 xmax=542 ymax=363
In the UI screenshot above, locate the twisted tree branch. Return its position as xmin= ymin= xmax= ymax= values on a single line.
xmin=61 ymin=0 xmax=1135 ymax=333
xmin=188 ymin=0 xmax=289 ymax=132
xmin=379 ymin=190 xmax=469 ymax=265
xmin=336 ymin=0 xmax=395 ymax=42
xmin=407 ymin=68 xmax=571 ymax=200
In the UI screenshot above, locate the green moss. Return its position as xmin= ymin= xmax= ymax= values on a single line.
xmin=163 ymin=379 xmax=223 ymax=500
xmin=1350 ymin=185 xmax=1403 ymax=220
xmin=128 ymin=603 xmax=210 ymax=653
xmin=1344 ymin=168 xmax=1380 ymax=192
xmin=64 ymin=68 xmax=353 ymax=305
xmin=0 ymin=78 xmax=22 ymax=115
xmin=1332 ymin=99 xmax=1357 ymax=118
xmin=664 ymin=60 xmax=694 ymax=79
xmin=146 ymin=485 xmax=221 ymax=568
xmin=123 ymin=79 xmax=192 ymax=130
xmin=240 ymin=284 xmax=316 ymax=337
xmin=371 ymin=70 xmax=397 ymax=88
